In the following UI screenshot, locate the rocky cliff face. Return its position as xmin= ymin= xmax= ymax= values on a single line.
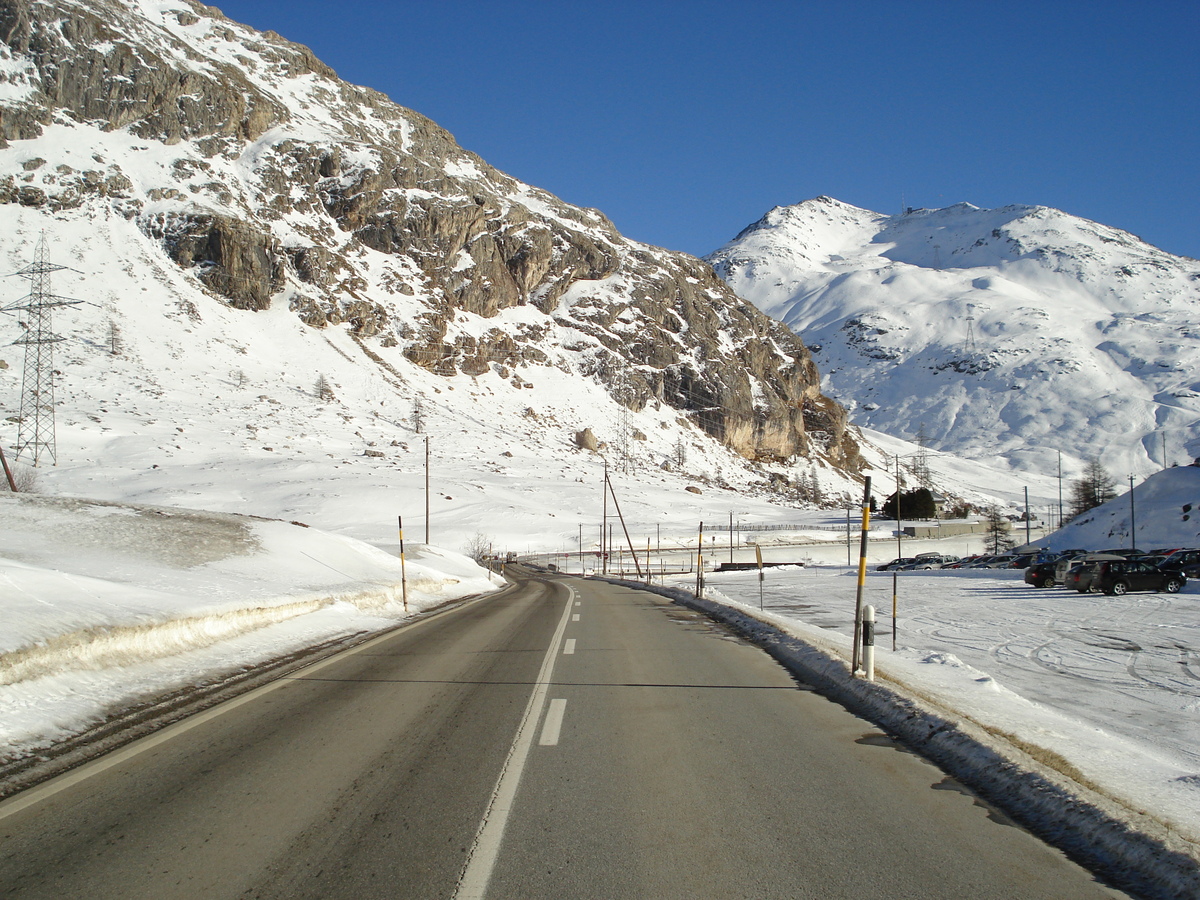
xmin=0 ymin=0 xmax=860 ymax=472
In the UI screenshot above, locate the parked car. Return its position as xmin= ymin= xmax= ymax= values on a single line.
xmin=1157 ymin=549 xmax=1200 ymax=573
xmin=1054 ymin=553 xmax=1124 ymax=586
xmin=1024 ymin=560 xmax=1060 ymax=587
xmin=1091 ymin=560 xmax=1186 ymax=595
xmin=876 ymin=558 xmax=917 ymax=572
xmin=976 ymin=555 xmax=1019 ymax=568
xmin=900 ymin=554 xmax=959 ymax=570
xmin=941 ymin=555 xmax=982 ymax=569
xmin=1065 ymin=562 xmax=1104 ymax=593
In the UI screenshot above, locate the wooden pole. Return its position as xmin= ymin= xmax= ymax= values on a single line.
xmin=0 ymin=444 xmax=16 ymax=492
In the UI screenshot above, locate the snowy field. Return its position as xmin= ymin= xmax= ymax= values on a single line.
xmin=676 ymin=564 xmax=1200 ymax=844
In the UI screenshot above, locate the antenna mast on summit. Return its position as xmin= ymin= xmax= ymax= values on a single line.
xmin=2 ymin=233 xmax=83 ymax=466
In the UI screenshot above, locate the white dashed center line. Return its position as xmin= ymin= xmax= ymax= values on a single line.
xmin=572 ymin=613 xmax=580 ymax=622
xmin=539 ymin=699 xmax=567 ymax=746
xmin=563 ymin=638 xmax=576 ymax=655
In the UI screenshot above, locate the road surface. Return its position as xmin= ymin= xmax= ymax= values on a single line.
xmin=0 ymin=570 xmax=1128 ymax=898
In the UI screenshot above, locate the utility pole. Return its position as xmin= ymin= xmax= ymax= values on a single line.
xmin=846 ymin=506 xmax=852 ymax=566
xmin=1129 ymin=475 xmax=1136 ymax=548
xmin=601 ymin=457 xmax=608 ymax=575
xmin=1057 ymin=450 xmax=1064 ymax=528
xmin=893 ymin=456 xmax=901 ymax=649
xmin=1024 ymin=486 xmax=1031 ymax=546
xmin=2 ymin=233 xmax=83 ymax=465
xmin=425 ymin=435 xmax=430 ymax=544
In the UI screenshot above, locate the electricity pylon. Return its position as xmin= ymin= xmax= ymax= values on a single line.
xmin=2 ymin=234 xmax=82 ymax=465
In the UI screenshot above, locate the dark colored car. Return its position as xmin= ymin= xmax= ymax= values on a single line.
xmin=1024 ymin=560 xmax=1059 ymax=587
xmin=1157 ymin=549 xmax=1200 ymax=573
xmin=1091 ymin=560 xmax=1185 ymax=595
xmin=876 ymin=558 xmax=917 ymax=571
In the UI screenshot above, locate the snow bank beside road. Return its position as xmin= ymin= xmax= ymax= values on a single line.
xmin=0 ymin=493 xmax=497 ymax=756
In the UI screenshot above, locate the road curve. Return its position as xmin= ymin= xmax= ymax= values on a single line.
xmin=0 ymin=570 xmax=1128 ymax=899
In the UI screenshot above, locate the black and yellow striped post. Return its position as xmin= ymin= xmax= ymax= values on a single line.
xmin=852 ymin=476 xmax=872 ymax=674
xmin=397 ymin=515 xmax=409 ymax=613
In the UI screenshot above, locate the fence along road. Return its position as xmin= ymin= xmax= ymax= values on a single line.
xmin=0 ymin=570 xmax=1126 ymax=899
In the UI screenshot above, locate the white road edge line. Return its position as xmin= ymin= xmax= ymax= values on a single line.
xmin=0 ymin=598 xmax=467 ymax=823
xmin=563 ymin=638 xmax=576 ymax=655
xmin=454 ymin=584 xmax=575 ymax=900
xmin=538 ymin=699 xmax=567 ymax=746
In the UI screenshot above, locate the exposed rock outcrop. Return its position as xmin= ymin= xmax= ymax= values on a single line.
xmin=0 ymin=0 xmax=862 ymax=473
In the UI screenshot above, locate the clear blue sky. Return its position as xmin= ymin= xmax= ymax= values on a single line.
xmin=214 ymin=1 xmax=1199 ymax=260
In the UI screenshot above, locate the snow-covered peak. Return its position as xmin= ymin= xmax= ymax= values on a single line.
xmin=708 ymin=198 xmax=1200 ymax=482
xmin=713 ymin=196 xmax=886 ymax=272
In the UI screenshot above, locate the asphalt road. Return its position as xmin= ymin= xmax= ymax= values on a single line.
xmin=0 ymin=570 xmax=1129 ymax=899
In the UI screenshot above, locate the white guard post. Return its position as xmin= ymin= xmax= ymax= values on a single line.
xmin=862 ymin=605 xmax=876 ymax=682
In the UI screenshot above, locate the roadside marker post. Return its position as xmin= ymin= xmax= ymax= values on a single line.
xmin=862 ymin=605 xmax=876 ymax=682
xmin=852 ymin=476 xmax=872 ymax=675
xmin=755 ymin=543 xmax=764 ymax=610
xmin=397 ymin=515 xmax=409 ymax=613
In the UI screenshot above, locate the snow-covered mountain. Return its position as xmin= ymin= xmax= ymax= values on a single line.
xmin=708 ymin=196 xmax=1200 ymax=482
xmin=0 ymin=0 xmax=881 ymax=550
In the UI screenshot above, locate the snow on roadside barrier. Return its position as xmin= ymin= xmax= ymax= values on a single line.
xmin=0 ymin=586 xmax=402 ymax=686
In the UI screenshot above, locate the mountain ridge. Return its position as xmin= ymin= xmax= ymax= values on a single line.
xmin=708 ymin=196 xmax=1200 ymax=481
xmin=0 ymin=0 xmax=866 ymax=494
